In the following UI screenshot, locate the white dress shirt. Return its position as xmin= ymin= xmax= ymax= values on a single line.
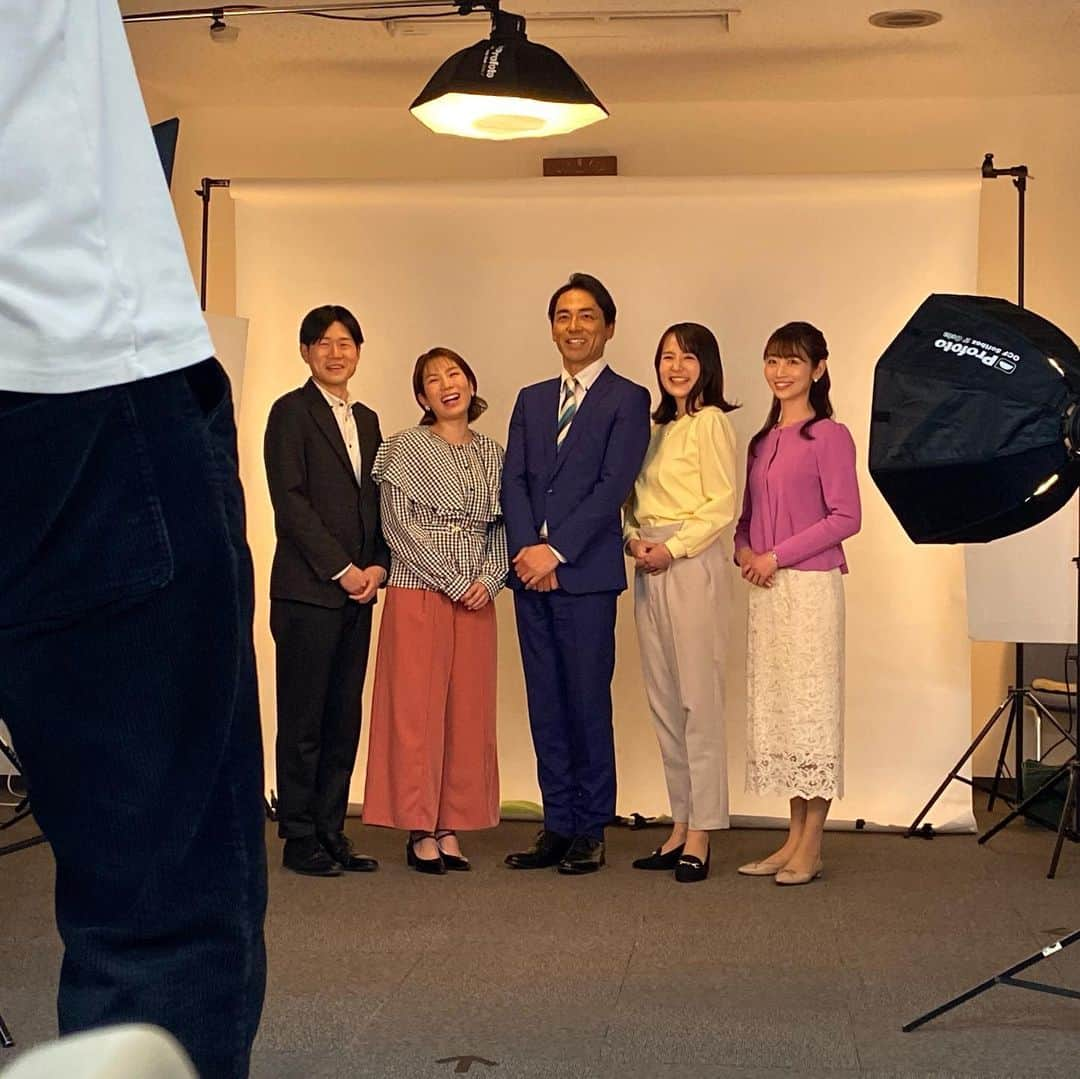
xmin=0 ymin=1 xmax=213 ymax=393
xmin=313 ymin=381 xmax=362 ymax=484
xmin=556 ymin=357 xmax=608 ymax=423
xmin=542 ymin=358 xmax=609 ymax=561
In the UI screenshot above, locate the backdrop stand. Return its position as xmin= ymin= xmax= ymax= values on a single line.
xmin=196 ymin=177 xmax=231 ymax=312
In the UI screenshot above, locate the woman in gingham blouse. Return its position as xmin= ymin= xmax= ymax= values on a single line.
xmin=362 ymin=348 xmax=507 ymax=874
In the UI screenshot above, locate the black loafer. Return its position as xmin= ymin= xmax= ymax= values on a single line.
xmin=632 ymin=843 xmax=684 ymax=870
xmin=319 ymin=831 xmax=379 ymax=872
xmin=557 ymin=835 xmax=605 ymax=875
xmin=283 ymin=836 xmax=342 ymax=877
xmin=505 ymin=828 xmax=572 ymax=870
xmin=674 ymin=848 xmax=710 ymax=884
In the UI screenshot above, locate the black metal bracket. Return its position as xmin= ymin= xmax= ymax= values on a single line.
xmin=195 ymin=177 xmax=231 ymax=312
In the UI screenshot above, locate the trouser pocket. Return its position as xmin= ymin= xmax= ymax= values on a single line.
xmin=0 ymin=385 xmax=173 ymax=628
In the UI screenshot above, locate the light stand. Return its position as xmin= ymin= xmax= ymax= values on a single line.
xmin=903 ymin=154 xmax=1080 ymax=839
xmin=901 ymin=162 xmax=1080 ymax=1034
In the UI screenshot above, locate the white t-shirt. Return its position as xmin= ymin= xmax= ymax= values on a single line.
xmin=0 ymin=1 xmax=213 ymax=394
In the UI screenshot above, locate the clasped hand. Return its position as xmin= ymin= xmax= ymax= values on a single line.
xmin=627 ymin=538 xmax=673 ymax=575
xmin=459 ymin=580 xmax=492 ymax=611
xmin=737 ymin=548 xmax=777 ymax=588
xmin=513 ymin=544 xmax=560 ymax=591
xmin=338 ymin=564 xmax=386 ymax=603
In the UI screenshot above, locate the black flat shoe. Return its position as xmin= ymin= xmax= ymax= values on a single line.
xmin=505 ymin=829 xmax=572 ymax=870
xmin=435 ymin=830 xmax=471 ymax=872
xmin=557 ymin=835 xmax=605 ymax=875
xmin=283 ymin=836 xmax=342 ymax=877
xmin=318 ymin=831 xmax=379 ymax=872
xmin=674 ymin=847 xmax=711 ymax=884
xmin=407 ymin=832 xmax=446 ymax=875
xmin=632 ymin=843 xmax=685 ymax=870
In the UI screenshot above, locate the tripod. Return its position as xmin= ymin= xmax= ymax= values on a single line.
xmin=1 ymin=735 xmax=46 ymax=1049
xmin=906 ymin=677 xmax=1075 ymax=838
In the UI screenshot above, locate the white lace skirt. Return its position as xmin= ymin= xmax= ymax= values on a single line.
xmin=745 ymin=568 xmax=845 ymax=800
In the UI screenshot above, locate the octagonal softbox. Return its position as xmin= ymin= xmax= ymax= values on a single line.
xmin=869 ymin=294 xmax=1080 ymax=543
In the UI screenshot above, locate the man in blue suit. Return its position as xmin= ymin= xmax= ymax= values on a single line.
xmin=502 ymin=273 xmax=651 ymax=874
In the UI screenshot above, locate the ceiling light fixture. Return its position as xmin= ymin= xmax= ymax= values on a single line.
xmin=208 ymin=14 xmax=240 ymax=43
xmin=122 ymin=2 xmax=608 ymax=140
xmin=410 ymin=7 xmax=607 ymax=139
xmin=868 ymin=9 xmax=943 ymax=30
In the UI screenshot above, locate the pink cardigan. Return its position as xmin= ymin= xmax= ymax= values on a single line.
xmin=733 ymin=418 xmax=861 ymax=573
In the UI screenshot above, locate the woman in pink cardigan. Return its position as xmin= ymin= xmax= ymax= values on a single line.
xmin=734 ymin=322 xmax=861 ymax=886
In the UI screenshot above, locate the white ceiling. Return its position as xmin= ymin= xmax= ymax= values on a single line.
xmin=120 ymin=0 xmax=1080 ymax=107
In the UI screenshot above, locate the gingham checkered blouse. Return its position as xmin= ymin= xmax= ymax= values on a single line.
xmin=372 ymin=426 xmax=508 ymax=602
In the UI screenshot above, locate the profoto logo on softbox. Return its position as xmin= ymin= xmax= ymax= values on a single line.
xmin=934 ymin=330 xmax=1020 ymax=374
xmin=481 ymin=45 xmax=504 ymax=79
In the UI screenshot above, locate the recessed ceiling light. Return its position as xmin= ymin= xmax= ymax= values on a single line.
xmin=868 ymin=10 xmax=943 ymax=30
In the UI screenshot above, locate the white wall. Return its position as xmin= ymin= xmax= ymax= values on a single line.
xmin=146 ymin=88 xmax=1080 ymax=778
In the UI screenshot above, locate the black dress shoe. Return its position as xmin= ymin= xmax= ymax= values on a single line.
xmin=435 ymin=830 xmax=471 ymax=872
xmin=504 ymin=828 xmax=572 ymax=870
xmin=674 ymin=847 xmax=711 ymax=884
xmin=632 ymin=843 xmax=685 ymax=871
xmin=318 ymin=831 xmax=379 ymax=872
xmin=557 ymin=835 xmax=605 ymax=875
xmin=283 ymin=836 xmax=342 ymax=877
xmin=407 ymin=833 xmax=447 ymax=875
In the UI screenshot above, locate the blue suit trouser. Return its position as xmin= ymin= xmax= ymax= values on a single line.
xmin=513 ymin=589 xmax=618 ymax=841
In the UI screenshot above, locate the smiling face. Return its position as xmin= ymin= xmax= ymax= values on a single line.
xmin=417 ymin=353 xmax=474 ymax=424
xmin=764 ymin=346 xmax=822 ymax=408
xmin=301 ymin=320 xmax=360 ymax=395
xmin=550 ymin=288 xmax=615 ymax=374
xmin=657 ymin=332 xmax=702 ymax=415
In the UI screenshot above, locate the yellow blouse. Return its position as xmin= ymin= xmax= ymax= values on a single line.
xmin=623 ymin=405 xmax=737 ymax=560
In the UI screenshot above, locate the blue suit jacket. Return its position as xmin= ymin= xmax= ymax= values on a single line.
xmin=502 ymin=365 xmax=651 ymax=595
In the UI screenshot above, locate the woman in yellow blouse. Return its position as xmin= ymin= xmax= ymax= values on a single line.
xmin=625 ymin=322 xmax=739 ymax=883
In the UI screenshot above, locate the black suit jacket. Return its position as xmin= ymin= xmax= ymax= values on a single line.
xmin=264 ymin=379 xmax=390 ymax=608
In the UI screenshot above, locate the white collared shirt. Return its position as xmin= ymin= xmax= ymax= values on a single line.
xmin=0 ymin=1 xmax=213 ymax=393
xmin=543 ymin=357 xmax=608 ymax=561
xmin=313 ymin=381 xmax=361 ymax=483
xmin=557 ymin=357 xmax=608 ymax=422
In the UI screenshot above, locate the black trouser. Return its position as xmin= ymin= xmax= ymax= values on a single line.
xmin=0 ymin=359 xmax=267 ymax=1079
xmin=270 ymin=598 xmax=374 ymax=839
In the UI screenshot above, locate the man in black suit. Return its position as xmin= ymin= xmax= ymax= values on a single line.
xmin=264 ymin=305 xmax=389 ymax=876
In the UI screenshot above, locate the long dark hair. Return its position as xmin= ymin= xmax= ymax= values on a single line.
xmin=412 ymin=347 xmax=488 ymax=425
xmin=652 ymin=322 xmax=739 ymax=424
xmin=748 ymin=321 xmax=833 ymax=455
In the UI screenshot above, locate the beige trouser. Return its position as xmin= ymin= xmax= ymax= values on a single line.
xmin=633 ymin=524 xmax=730 ymax=830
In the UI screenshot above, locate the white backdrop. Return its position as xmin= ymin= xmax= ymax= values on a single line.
xmin=966 ymin=495 xmax=1079 ymax=644
xmin=231 ymin=173 xmax=979 ymax=831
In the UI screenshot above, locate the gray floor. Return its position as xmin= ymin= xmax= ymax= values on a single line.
xmin=3 ymin=810 xmax=1080 ymax=1078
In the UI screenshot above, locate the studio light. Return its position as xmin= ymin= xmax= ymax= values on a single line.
xmin=122 ymin=2 xmax=608 ymax=141
xmin=409 ymin=8 xmax=608 ymax=140
xmin=869 ymin=293 xmax=1080 ymax=544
